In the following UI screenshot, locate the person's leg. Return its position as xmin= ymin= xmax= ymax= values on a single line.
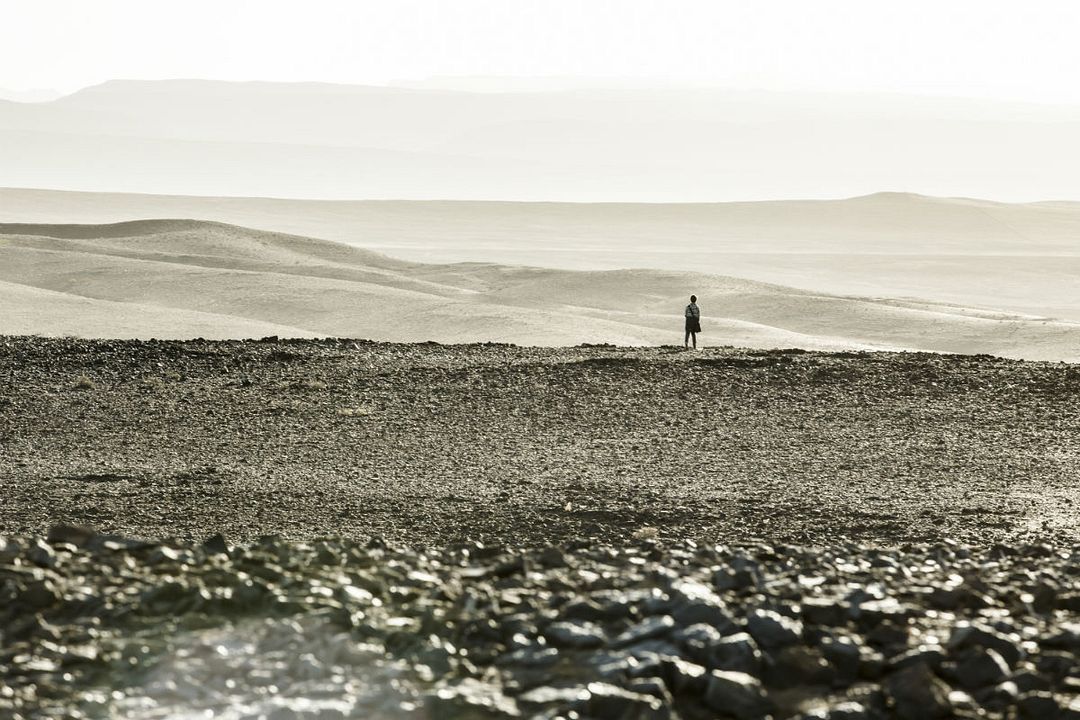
xmin=691 ymin=331 xmax=697 ymax=349
xmin=684 ymin=329 xmax=690 ymax=348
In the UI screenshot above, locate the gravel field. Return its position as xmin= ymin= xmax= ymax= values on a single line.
xmin=3 ymin=337 xmax=1080 ymax=719
xmin=1 ymin=336 xmax=1078 ymax=546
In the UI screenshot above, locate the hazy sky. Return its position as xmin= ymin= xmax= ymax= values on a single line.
xmin=4 ymin=0 xmax=1080 ymax=103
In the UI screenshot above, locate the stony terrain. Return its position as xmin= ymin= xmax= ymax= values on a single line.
xmin=3 ymin=336 xmax=1080 ymax=719
xmin=2 ymin=529 xmax=1079 ymax=719
xmin=1 ymin=336 xmax=1079 ymax=545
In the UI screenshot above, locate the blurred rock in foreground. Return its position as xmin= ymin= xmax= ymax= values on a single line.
xmin=3 ymin=527 xmax=1080 ymax=719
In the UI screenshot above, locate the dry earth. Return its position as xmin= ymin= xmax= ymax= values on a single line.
xmin=2 ymin=336 xmax=1078 ymax=546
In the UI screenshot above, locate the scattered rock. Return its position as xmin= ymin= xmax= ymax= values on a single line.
xmin=703 ymin=670 xmax=770 ymax=720
xmin=613 ymin=615 xmax=676 ymax=648
xmin=46 ymin=524 xmax=98 ymax=548
xmin=1 ymin=530 xmax=1079 ymax=719
xmin=585 ymin=681 xmax=668 ymax=720
xmin=544 ymin=620 xmax=606 ymax=649
xmin=884 ymin=663 xmax=952 ymax=720
xmin=947 ymin=622 xmax=1023 ymax=667
xmin=951 ymin=648 xmax=1010 ymax=690
xmin=428 ymin=678 xmax=520 ymax=718
xmin=707 ymin=631 xmax=763 ymax=675
xmin=747 ymin=608 xmax=803 ymax=649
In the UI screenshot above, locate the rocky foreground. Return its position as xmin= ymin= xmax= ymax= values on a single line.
xmin=1 ymin=336 xmax=1079 ymax=545
xmin=2 ymin=528 xmax=1080 ymax=719
xmin=3 ymin=337 xmax=1080 ymax=718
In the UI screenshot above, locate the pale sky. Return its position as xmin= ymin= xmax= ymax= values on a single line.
xmin=3 ymin=0 xmax=1080 ymax=103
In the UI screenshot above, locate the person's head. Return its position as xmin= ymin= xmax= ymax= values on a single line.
xmin=690 ymin=295 xmax=697 ymax=303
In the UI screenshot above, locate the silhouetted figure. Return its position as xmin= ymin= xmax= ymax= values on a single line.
xmin=685 ymin=295 xmax=701 ymax=349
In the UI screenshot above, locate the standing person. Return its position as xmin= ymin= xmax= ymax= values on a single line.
xmin=684 ymin=295 xmax=701 ymax=349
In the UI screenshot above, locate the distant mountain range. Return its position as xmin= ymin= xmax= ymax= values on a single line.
xmin=0 ymin=87 xmax=64 ymax=103
xmin=2 ymin=79 xmax=1079 ymax=201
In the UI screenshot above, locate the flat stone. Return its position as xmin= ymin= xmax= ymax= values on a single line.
xmin=537 ymin=546 xmax=566 ymax=568
xmin=626 ymin=676 xmax=673 ymax=706
xmin=1012 ymin=669 xmax=1052 ymax=693
xmin=516 ymin=685 xmax=590 ymax=710
xmin=672 ymin=601 xmax=736 ymax=632
xmin=496 ymin=647 xmax=561 ymax=669
xmin=560 ymin=599 xmax=620 ymax=623
xmin=585 ymin=682 xmax=668 ymax=720
xmin=747 ymin=609 xmax=802 ymax=649
xmin=708 ymin=632 xmax=762 ymax=675
xmin=659 ymin=655 xmax=708 ymax=695
xmin=889 ymin=644 xmax=945 ymax=672
xmin=948 ymin=622 xmax=1023 ymax=667
xmin=764 ymin=645 xmax=834 ymax=688
xmin=27 ymin=539 xmax=56 ymax=568
xmin=801 ymin=597 xmax=849 ymax=626
xmin=713 ymin=566 xmax=758 ymax=592
xmin=703 ymin=670 xmax=770 ymax=720
xmin=850 ymin=597 xmax=911 ymax=629
xmin=543 ymin=620 xmax=605 ymax=649
xmin=428 ymin=678 xmax=521 ymax=718
xmin=974 ymin=680 xmax=1018 ymax=713
xmin=797 ymin=702 xmax=874 ymax=720
xmin=16 ymin=579 xmax=60 ymax=610
xmin=820 ymin=636 xmax=861 ymax=685
xmin=673 ymin=622 xmax=724 ymax=648
xmin=1035 ymin=650 xmax=1076 ymax=679
xmin=201 ymin=534 xmax=230 ymax=557
xmin=952 ymin=648 xmax=1010 ymax=690
xmin=1042 ymin=622 xmax=1080 ymax=652
xmin=613 ymin=615 xmax=675 ymax=649
xmin=46 ymin=525 xmax=98 ymax=548
xmin=884 ymin=663 xmax=952 ymax=720
xmin=1061 ymin=696 xmax=1080 ymax=720
xmin=0 ymin=536 xmax=18 ymax=563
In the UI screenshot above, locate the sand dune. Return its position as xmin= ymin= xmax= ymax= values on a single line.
xmin=3 ymin=188 xmax=1080 ymax=325
xmin=2 ymin=219 xmax=1079 ymax=360
xmin=0 ymin=280 xmax=318 ymax=340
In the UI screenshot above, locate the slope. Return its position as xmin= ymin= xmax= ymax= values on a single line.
xmin=2 ymin=219 xmax=1080 ymax=360
xmin=2 ymin=188 xmax=1080 ymax=323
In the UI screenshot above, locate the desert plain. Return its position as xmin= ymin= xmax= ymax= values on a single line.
xmin=3 ymin=335 xmax=1080 ymax=719
xmin=2 ymin=185 xmax=1080 ymax=718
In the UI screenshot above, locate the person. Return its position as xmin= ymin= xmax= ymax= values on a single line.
xmin=684 ymin=295 xmax=701 ymax=349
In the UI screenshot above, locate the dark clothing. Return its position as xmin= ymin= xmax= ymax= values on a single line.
xmin=685 ymin=302 xmax=701 ymax=334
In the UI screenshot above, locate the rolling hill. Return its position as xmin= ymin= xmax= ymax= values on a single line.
xmin=3 ymin=187 xmax=1080 ymax=325
xmin=2 ymin=218 xmax=1078 ymax=360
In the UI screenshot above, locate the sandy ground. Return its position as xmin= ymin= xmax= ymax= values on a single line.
xmin=2 ymin=336 xmax=1077 ymax=547
xmin=5 ymin=188 xmax=1080 ymax=324
xmin=4 ymin=218 xmax=1080 ymax=360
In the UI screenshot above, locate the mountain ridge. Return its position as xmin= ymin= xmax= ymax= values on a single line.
xmin=4 ymin=79 xmax=1079 ymax=201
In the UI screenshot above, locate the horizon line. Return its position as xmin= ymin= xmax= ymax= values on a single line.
xmin=2 ymin=185 xmax=1078 ymax=207
xmin=5 ymin=77 xmax=1080 ymax=110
